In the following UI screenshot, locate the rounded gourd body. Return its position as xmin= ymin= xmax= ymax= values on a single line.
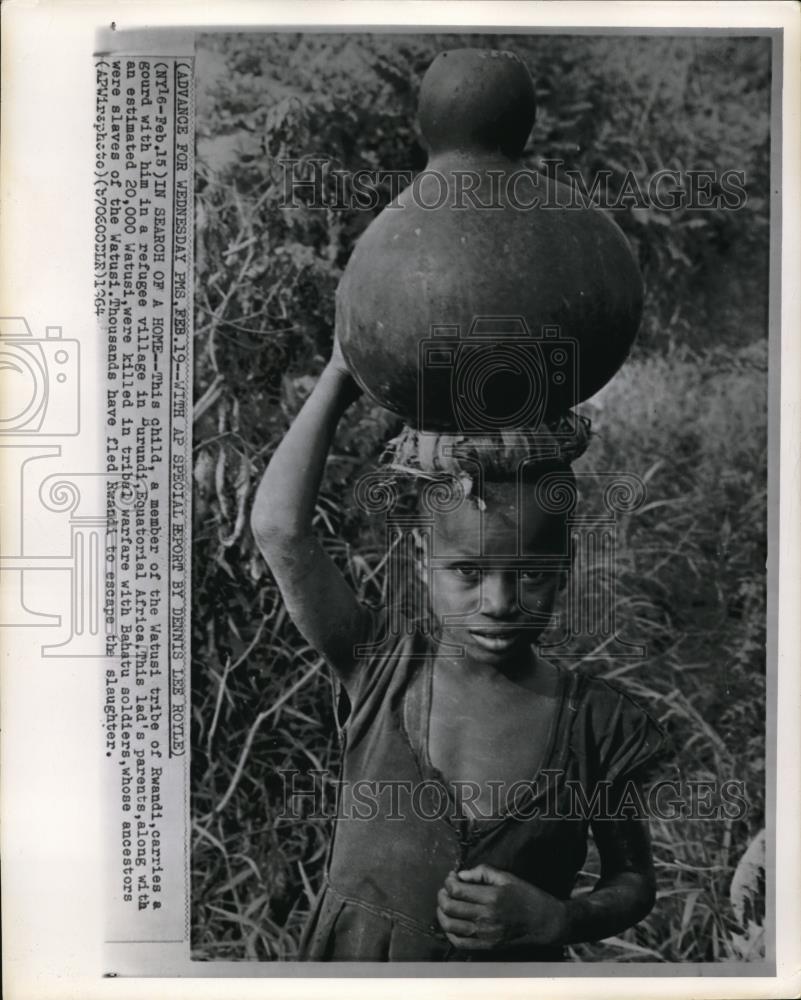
xmin=336 ymin=48 xmax=643 ymax=431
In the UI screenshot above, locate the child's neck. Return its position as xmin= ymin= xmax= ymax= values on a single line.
xmin=435 ymin=644 xmax=548 ymax=693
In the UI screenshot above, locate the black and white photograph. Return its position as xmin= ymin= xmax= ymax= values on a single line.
xmin=2 ymin=4 xmax=800 ymax=998
xmin=190 ymin=28 xmax=773 ymax=967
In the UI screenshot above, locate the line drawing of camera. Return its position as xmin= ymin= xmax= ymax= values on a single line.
xmin=418 ymin=316 xmax=578 ymax=433
xmin=0 ymin=317 xmax=80 ymax=435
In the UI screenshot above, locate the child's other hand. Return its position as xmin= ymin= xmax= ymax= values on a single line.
xmin=437 ymin=864 xmax=568 ymax=951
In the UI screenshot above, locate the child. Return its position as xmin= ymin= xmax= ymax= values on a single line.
xmin=251 ymin=340 xmax=665 ymax=962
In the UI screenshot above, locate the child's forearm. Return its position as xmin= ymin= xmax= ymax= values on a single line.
xmin=251 ymin=363 xmax=357 ymax=546
xmin=438 ymin=862 xmax=655 ymax=953
xmin=559 ymin=870 xmax=655 ymax=945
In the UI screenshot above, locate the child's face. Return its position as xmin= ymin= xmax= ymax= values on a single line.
xmin=428 ymin=482 xmax=567 ymax=666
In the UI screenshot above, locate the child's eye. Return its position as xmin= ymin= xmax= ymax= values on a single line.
xmin=453 ymin=564 xmax=481 ymax=580
xmin=521 ymin=569 xmax=549 ymax=584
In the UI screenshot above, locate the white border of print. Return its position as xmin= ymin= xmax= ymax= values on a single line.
xmin=1 ymin=2 xmax=799 ymax=1000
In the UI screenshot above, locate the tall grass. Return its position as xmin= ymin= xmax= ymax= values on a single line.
xmin=565 ymin=341 xmax=768 ymax=961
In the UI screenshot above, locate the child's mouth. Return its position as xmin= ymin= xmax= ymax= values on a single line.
xmin=467 ymin=627 xmax=524 ymax=653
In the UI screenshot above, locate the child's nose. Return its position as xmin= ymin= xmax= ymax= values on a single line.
xmin=480 ymin=572 xmax=517 ymax=617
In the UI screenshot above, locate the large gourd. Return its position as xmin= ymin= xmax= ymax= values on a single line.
xmin=337 ymin=48 xmax=643 ymax=432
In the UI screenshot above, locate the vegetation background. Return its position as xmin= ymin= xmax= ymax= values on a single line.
xmin=190 ymin=32 xmax=771 ymax=962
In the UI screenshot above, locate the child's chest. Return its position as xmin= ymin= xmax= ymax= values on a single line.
xmin=426 ymin=667 xmax=562 ymax=818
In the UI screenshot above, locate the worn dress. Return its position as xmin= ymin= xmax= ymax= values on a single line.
xmin=298 ymin=607 xmax=665 ymax=961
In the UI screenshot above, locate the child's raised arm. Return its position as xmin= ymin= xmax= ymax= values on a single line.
xmin=250 ymin=341 xmax=369 ymax=694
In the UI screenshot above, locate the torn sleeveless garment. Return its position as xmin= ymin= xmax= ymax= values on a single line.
xmin=298 ymin=606 xmax=665 ymax=962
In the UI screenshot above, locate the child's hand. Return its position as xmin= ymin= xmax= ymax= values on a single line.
xmin=436 ymin=864 xmax=569 ymax=951
xmin=324 ymin=336 xmax=362 ymax=404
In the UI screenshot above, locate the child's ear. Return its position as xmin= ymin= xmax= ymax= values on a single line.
xmin=413 ymin=545 xmax=430 ymax=587
xmin=558 ymin=569 xmax=568 ymax=593
xmin=411 ymin=530 xmax=429 ymax=581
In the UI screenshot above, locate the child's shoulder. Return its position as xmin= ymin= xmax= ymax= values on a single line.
xmin=567 ymin=666 xmax=667 ymax=783
xmin=572 ymin=668 xmax=660 ymax=724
